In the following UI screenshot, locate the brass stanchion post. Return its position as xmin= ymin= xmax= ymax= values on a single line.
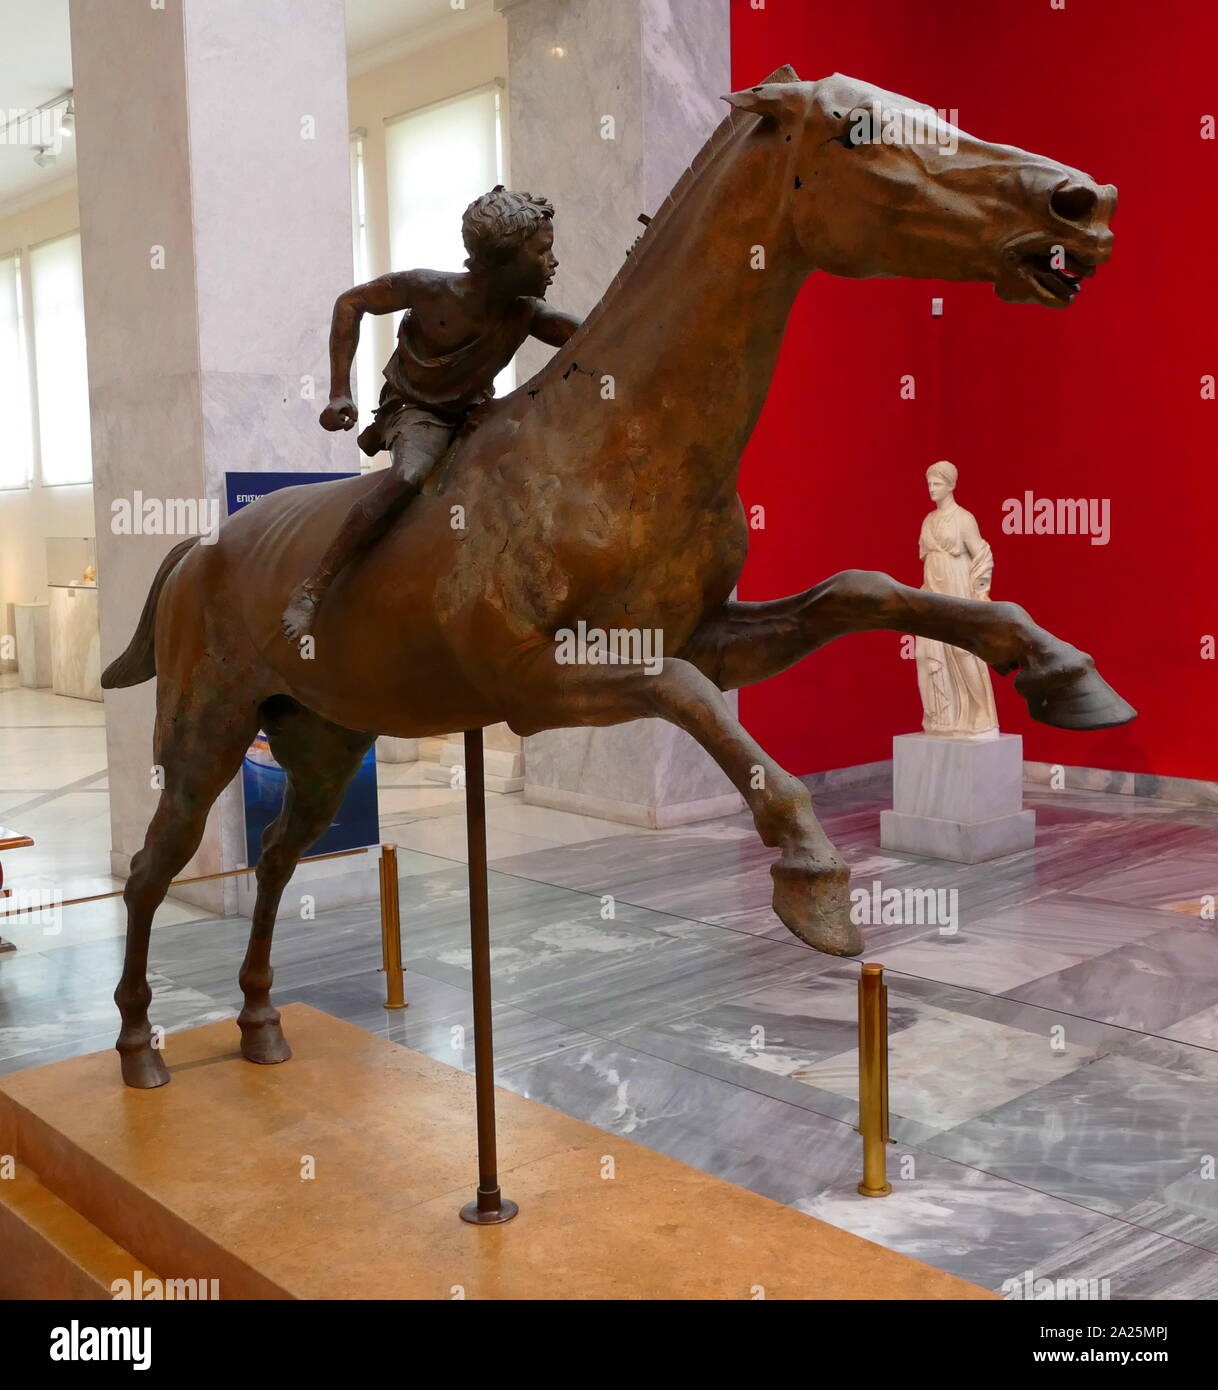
xmin=857 ymin=962 xmax=892 ymax=1197
xmin=459 ymin=729 xmax=518 ymax=1225
xmin=378 ymin=844 xmax=407 ymax=1011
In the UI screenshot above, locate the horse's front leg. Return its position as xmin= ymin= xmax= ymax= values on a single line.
xmin=509 ymin=654 xmax=862 ymax=957
xmin=682 ymin=569 xmax=1136 ymax=731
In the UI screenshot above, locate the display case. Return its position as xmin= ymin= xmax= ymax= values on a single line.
xmin=46 ymin=536 xmax=98 ymax=589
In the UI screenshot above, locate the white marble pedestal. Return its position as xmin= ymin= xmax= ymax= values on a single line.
xmin=49 ymin=586 xmax=103 ymax=703
xmin=14 ymin=604 xmax=52 ymax=689
xmin=880 ymin=732 xmax=1035 ymax=863
xmin=424 ymin=723 xmax=523 ymax=793
xmin=375 ymin=736 xmax=420 ymax=764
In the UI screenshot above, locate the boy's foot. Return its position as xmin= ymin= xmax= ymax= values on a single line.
xmin=281 ymin=583 xmax=322 ymax=643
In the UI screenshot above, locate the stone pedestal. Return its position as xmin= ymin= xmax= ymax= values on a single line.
xmin=0 ymin=1005 xmax=993 ymax=1301
xmin=424 ymin=723 xmax=524 ymax=793
xmin=376 ymin=736 xmax=420 ymax=764
xmin=880 ymin=733 xmax=1035 ymax=863
xmin=14 ymin=603 xmax=51 ymax=689
xmin=48 ymin=587 xmax=102 ymax=702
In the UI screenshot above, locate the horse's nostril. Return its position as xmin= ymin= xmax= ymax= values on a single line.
xmin=1050 ymin=182 xmax=1100 ymax=223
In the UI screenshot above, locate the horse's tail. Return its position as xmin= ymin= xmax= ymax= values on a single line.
xmin=100 ymin=537 xmax=201 ymax=690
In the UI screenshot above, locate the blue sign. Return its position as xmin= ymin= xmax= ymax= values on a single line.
xmin=226 ymin=471 xmax=380 ymax=867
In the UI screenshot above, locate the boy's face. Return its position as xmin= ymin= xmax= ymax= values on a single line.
xmin=498 ymin=221 xmax=558 ymax=298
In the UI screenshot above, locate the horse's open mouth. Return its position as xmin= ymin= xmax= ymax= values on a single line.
xmin=1018 ymin=249 xmax=1097 ymax=306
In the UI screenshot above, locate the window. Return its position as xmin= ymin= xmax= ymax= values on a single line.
xmin=349 ymin=132 xmax=379 ymax=422
xmin=0 ymin=252 xmax=34 ymax=490
xmin=30 ymin=232 xmax=92 ymax=486
xmin=384 ymin=85 xmax=512 ymax=394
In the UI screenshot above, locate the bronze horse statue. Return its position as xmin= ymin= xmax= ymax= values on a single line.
xmin=103 ymin=69 xmax=1133 ymax=1088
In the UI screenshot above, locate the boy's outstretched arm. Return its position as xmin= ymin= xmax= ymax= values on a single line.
xmin=529 ymin=300 xmax=582 ymax=348
xmin=320 ymin=271 xmax=424 ymax=431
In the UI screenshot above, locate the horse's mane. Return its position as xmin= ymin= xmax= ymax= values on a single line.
xmin=517 ymin=63 xmax=800 ymax=395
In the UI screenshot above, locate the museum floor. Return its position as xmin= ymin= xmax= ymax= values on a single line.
xmin=3 ymin=675 xmax=1218 ymax=1298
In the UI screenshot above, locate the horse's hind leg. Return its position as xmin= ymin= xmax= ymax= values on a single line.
xmin=116 ymin=694 xmax=261 ymax=1089
xmin=237 ymin=698 xmax=373 ymax=1064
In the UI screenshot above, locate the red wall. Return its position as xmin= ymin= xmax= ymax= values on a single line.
xmin=730 ymin=0 xmax=1218 ymax=780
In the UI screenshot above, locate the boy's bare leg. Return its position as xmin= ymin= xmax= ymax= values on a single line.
xmin=281 ymin=423 xmax=451 ymax=642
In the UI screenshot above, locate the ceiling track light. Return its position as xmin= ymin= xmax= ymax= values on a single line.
xmin=0 ymin=89 xmax=76 ymax=155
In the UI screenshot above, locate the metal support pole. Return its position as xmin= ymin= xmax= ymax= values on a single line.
xmin=459 ymin=729 xmax=518 ymax=1225
xmin=857 ymin=962 xmax=892 ymax=1197
xmin=378 ymin=844 xmax=407 ymax=1011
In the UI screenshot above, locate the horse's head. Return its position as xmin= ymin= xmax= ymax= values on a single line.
xmin=725 ymin=70 xmax=1115 ymax=308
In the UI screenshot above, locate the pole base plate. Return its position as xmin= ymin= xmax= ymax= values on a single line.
xmin=460 ymin=1194 xmax=519 ymax=1225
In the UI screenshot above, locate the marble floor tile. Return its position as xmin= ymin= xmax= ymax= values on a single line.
xmin=1031 ymin=1210 xmax=1218 ymax=1299
xmin=497 ymin=1032 xmax=1114 ymax=1291
xmin=1003 ymin=925 xmax=1218 ymax=1033
xmin=928 ymin=1050 xmax=1218 ymax=1216
xmin=0 ymin=725 xmax=106 ymax=790
xmin=1071 ymin=852 xmax=1218 ymax=911
xmin=874 ymin=928 xmax=1085 ymax=994
xmin=385 ymin=814 xmax=562 ymax=865
xmin=0 ymin=685 xmax=106 ymax=727
xmin=797 ymin=1165 xmax=1114 ymax=1295
xmin=801 ymin=1004 xmax=1097 ymax=1136
xmin=374 ymin=762 xmax=434 ymax=788
xmin=614 ymin=974 xmax=901 ymax=1130
xmin=0 ymin=791 xmax=114 ymax=896
xmin=0 ymin=964 xmax=231 ymax=1063
xmin=376 ymin=784 xmax=465 ymax=817
xmin=405 ymin=890 xmax=830 ymax=1039
xmin=484 ymin=798 xmax=642 ymax=845
xmin=868 ymin=893 xmax=1184 ymax=995
xmin=1163 ymin=1002 xmax=1218 ymax=1048
xmin=0 ymin=1025 xmax=121 ymax=1078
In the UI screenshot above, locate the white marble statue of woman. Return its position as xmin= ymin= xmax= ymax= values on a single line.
xmin=915 ymin=461 xmax=999 ymax=738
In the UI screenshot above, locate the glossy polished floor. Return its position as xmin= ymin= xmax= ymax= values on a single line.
xmin=3 ymin=674 xmax=1217 ymax=1298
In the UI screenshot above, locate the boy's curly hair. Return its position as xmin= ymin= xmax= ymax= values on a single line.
xmin=462 ymin=185 xmax=554 ymax=269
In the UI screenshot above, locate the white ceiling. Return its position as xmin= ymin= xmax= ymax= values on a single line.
xmin=0 ymin=0 xmax=75 ymax=212
xmin=0 ymin=0 xmax=495 ymax=214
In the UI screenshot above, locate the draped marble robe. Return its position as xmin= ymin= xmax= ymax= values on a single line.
xmin=915 ymin=501 xmax=999 ymax=737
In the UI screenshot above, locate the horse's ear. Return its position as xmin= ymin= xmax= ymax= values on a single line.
xmin=722 ymin=83 xmax=796 ymax=123
xmin=760 ymin=63 xmax=800 ymax=83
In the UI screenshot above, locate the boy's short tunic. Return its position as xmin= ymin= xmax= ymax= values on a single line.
xmin=357 ymin=299 xmax=536 ymax=458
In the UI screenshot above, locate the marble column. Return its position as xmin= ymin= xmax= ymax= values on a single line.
xmin=497 ymin=0 xmax=742 ymax=827
xmin=70 ymin=0 xmax=355 ymax=909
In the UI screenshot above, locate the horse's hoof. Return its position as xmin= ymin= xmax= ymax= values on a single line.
xmin=118 ymin=1046 xmax=170 ymax=1090
xmin=239 ymin=1016 xmax=292 ymax=1065
xmin=1016 ymin=652 xmax=1137 ymax=731
xmin=771 ymin=851 xmax=863 ymax=957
